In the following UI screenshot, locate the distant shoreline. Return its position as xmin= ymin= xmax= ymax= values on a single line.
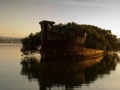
xmin=0 ymin=43 xmax=22 ymax=45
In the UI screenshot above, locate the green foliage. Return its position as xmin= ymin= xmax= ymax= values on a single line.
xmin=21 ymin=22 xmax=119 ymax=55
xmin=53 ymin=23 xmax=118 ymax=51
xmin=21 ymin=32 xmax=41 ymax=55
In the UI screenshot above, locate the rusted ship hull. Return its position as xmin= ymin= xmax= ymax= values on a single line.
xmin=39 ymin=20 xmax=87 ymax=60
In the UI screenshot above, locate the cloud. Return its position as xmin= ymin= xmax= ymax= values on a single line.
xmin=25 ymin=0 xmax=108 ymax=3
xmin=24 ymin=0 xmax=110 ymax=8
xmin=41 ymin=0 xmax=109 ymax=7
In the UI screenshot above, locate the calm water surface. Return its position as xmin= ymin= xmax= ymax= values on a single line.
xmin=1 ymin=44 xmax=120 ymax=90
xmin=0 ymin=44 xmax=39 ymax=90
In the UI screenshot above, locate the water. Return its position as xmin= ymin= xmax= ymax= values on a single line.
xmin=0 ymin=44 xmax=39 ymax=90
xmin=1 ymin=44 xmax=120 ymax=90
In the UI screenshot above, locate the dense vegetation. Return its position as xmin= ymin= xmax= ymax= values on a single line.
xmin=21 ymin=32 xmax=41 ymax=55
xmin=21 ymin=22 xmax=119 ymax=55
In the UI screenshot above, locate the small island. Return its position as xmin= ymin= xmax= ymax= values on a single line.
xmin=21 ymin=20 xmax=120 ymax=60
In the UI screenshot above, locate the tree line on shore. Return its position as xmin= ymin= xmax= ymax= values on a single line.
xmin=21 ymin=22 xmax=120 ymax=55
xmin=0 ymin=37 xmax=22 ymax=43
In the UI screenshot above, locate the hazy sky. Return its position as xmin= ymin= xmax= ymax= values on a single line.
xmin=0 ymin=0 xmax=120 ymax=38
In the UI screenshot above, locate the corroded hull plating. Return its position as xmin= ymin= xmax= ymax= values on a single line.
xmin=39 ymin=20 xmax=87 ymax=59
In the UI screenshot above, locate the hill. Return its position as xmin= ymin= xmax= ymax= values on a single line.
xmin=0 ymin=36 xmax=22 ymax=43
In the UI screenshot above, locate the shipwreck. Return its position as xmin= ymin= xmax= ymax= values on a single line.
xmin=39 ymin=20 xmax=88 ymax=60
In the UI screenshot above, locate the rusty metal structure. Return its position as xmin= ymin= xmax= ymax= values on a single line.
xmin=39 ymin=20 xmax=87 ymax=60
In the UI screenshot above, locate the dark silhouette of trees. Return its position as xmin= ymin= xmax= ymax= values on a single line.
xmin=21 ymin=32 xmax=41 ymax=55
xmin=0 ymin=39 xmax=5 ymax=43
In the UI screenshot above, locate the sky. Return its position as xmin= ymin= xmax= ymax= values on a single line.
xmin=0 ymin=0 xmax=120 ymax=38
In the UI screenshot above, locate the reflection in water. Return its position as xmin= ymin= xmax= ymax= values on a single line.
xmin=20 ymin=53 xmax=120 ymax=90
xmin=84 ymin=53 xmax=119 ymax=85
xmin=20 ymin=57 xmax=40 ymax=81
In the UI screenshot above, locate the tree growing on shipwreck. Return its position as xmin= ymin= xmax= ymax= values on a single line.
xmin=21 ymin=21 xmax=119 ymax=55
